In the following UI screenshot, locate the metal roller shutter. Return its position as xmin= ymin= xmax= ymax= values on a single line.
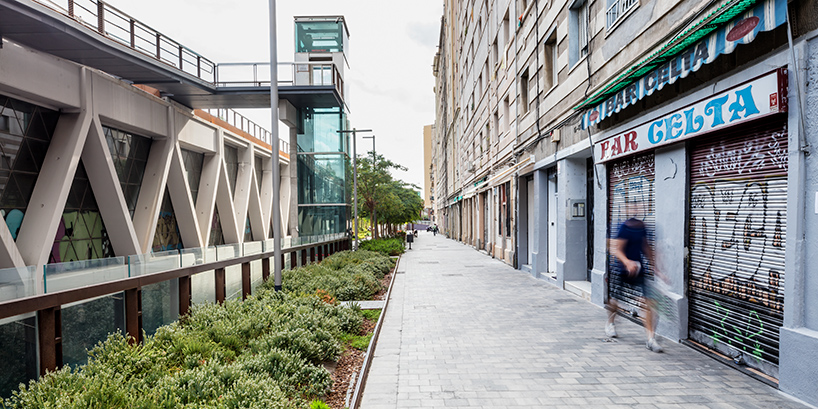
xmin=607 ymin=153 xmax=656 ymax=314
xmin=688 ymin=117 xmax=787 ymax=376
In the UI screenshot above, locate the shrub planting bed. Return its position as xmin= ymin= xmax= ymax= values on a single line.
xmin=358 ymin=237 xmax=405 ymax=256
xmin=3 ymin=250 xmax=396 ymax=409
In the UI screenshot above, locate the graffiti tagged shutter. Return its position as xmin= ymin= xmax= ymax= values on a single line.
xmin=688 ymin=118 xmax=787 ymax=376
xmin=607 ymin=153 xmax=655 ymax=313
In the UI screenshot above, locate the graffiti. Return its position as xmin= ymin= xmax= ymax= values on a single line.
xmin=710 ymin=301 xmax=765 ymax=361
xmin=697 ymin=133 xmax=788 ymax=178
xmin=50 ymin=211 xmax=113 ymax=263
xmin=690 ymin=179 xmax=785 ymax=313
xmin=153 ymin=211 xmax=182 ymax=252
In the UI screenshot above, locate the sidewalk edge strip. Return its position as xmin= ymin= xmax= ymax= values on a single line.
xmin=348 ymin=252 xmax=401 ymax=409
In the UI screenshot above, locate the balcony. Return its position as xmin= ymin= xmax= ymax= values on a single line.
xmin=606 ymin=0 xmax=639 ymax=29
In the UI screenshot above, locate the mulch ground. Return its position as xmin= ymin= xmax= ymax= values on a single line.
xmin=324 ymin=266 xmax=394 ymax=409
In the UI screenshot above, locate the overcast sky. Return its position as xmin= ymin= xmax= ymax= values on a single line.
xmin=104 ymin=0 xmax=442 ymax=196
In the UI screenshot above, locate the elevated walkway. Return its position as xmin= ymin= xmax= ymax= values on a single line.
xmin=0 ymin=0 xmax=343 ymax=110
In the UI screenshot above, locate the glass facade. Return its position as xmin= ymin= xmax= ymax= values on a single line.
xmin=0 ymin=96 xmax=59 ymax=240
xmin=296 ymin=106 xmax=351 ymax=236
xmin=255 ymin=156 xmax=263 ymax=192
xmin=298 ymin=206 xmax=349 ymax=236
xmin=297 ymin=107 xmax=347 ymax=153
xmin=295 ymin=20 xmax=345 ymax=53
xmin=209 ymin=208 xmax=225 ymax=246
xmin=297 ymin=154 xmax=348 ymax=205
xmin=103 ymin=126 xmax=151 ymax=218
xmin=61 ymin=292 xmax=125 ymax=368
xmin=181 ymin=148 xmax=204 ymax=206
xmin=0 ymin=315 xmax=36 ymax=399
xmin=50 ymin=162 xmax=115 ymax=264
xmin=244 ymin=216 xmax=252 ymax=242
xmin=152 ymin=188 xmax=183 ymax=252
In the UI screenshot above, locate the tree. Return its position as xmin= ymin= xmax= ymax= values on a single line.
xmin=356 ymin=153 xmax=405 ymax=239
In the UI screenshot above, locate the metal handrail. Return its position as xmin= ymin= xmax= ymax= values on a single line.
xmin=33 ymin=0 xmax=218 ymax=82
xmin=204 ymin=108 xmax=289 ymax=152
xmin=215 ymin=62 xmax=344 ymax=99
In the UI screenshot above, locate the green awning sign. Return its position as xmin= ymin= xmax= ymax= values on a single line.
xmin=580 ymin=0 xmax=786 ymax=129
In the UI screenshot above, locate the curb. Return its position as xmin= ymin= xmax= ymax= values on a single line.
xmin=347 ymin=253 xmax=401 ymax=409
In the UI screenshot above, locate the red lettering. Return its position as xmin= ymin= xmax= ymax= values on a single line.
xmin=600 ymin=140 xmax=610 ymax=160
xmin=611 ymin=137 xmax=623 ymax=156
xmin=624 ymin=131 xmax=638 ymax=152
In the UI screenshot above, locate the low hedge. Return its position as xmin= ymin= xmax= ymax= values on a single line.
xmin=358 ymin=238 xmax=405 ymax=256
xmin=3 ymin=250 xmax=394 ymax=408
xmin=279 ymin=250 xmax=394 ymax=301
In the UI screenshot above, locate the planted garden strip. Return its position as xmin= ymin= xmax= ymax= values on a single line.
xmin=348 ymin=253 xmax=401 ymax=409
xmin=3 ymin=250 xmax=394 ymax=409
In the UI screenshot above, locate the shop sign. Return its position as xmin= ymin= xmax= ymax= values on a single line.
xmin=595 ymin=70 xmax=787 ymax=163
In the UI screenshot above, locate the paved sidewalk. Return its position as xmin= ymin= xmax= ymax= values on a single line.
xmin=359 ymin=232 xmax=809 ymax=409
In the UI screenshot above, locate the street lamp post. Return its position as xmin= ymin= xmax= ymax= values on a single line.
xmin=338 ymin=128 xmax=372 ymax=250
xmin=362 ymin=135 xmax=376 ymax=238
xmin=268 ymin=0 xmax=282 ymax=291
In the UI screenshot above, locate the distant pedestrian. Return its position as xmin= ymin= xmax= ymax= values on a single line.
xmin=433 ymin=225 xmax=438 ymax=236
xmin=606 ymin=202 xmax=668 ymax=352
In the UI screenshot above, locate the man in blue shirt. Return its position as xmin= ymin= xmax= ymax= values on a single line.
xmin=606 ymin=214 xmax=667 ymax=352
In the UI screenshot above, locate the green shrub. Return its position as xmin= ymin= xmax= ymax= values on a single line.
xmin=3 ymin=291 xmax=365 ymax=408
xmin=275 ymin=250 xmax=393 ymax=301
xmin=359 ymin=237 xmax=405 ymax=256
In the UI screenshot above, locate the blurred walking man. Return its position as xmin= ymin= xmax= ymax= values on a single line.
xmin=605 ymin=202 xmax=667 ymax=352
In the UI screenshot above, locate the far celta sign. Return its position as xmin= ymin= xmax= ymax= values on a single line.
xmin=595 ymin=70 xmax=787 ymax=163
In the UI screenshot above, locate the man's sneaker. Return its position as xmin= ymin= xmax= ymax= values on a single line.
xmin=605 ymin=323 xmax=617 ymax=338
xmin=646 ymin=337 xmax=663 ymax=353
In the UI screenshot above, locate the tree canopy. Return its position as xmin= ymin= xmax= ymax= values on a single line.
xmin=354 ymin=153 xmax=423 ymax=239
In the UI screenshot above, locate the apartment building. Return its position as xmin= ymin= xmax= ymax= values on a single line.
xmin=433 ymin=0 xmax=818 ymax=404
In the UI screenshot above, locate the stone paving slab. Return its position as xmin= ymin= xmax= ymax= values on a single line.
xmin=342 ymin=300 xmax=386 ymax=310
xmin=359 ymin=232 xmax=810 ymax=409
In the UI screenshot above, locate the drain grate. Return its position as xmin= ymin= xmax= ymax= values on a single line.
xmin=419 ymin=261 xmax=440 ymax=264
xmin=443 ymin=273 xmax=463 ymax=276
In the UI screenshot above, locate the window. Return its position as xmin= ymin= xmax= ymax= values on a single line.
xmin=519 ymin=69 xmax=530 ymax=115
xmin=543 ymin=32 xmax=558 ymax=90
xmin=224 ymin=145 xmax=239 ymax=197
xmin=607 ymin=0 xmax=639 ymax=29
xmin=502 ymin=12 xmax=510 ymax=50
xmin=498 ymin=182 xmax=512 ymax=237
xmin=103 ymin=126 xmax=151 ymax=218
xmin=502 ymin=96 xmax=510 ymax=132
xmin=569 ymin=0 xmax=589 ymax=67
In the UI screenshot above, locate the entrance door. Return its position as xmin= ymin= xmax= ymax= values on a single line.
xmin=547 ymin=168 xmax=557 ymax=274
xmin=527 ymin=177 xmax=534 ymax=265
xmin=483 ymin=192 xmax=489 ymax=251
xmin=607 ymin=153 xmax=656 ymax=314
xmin=688 ymin=118 xmax=787 ymax=376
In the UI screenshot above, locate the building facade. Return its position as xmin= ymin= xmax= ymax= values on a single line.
xmin=432 ymin=0 xmax=818 ymax=404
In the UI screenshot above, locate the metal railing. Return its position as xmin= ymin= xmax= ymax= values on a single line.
xmin=216 ymin=62 xmax=344 ymax=99
xmin=203 ymin=108 xmax=289 ymax=152
xmin=606 ymin=0 xmax=639 ymax=28
xmin=0 ymin=234 xmax=350 ymax=377
xmin=34 ymin=0 xmax=218 ymax=83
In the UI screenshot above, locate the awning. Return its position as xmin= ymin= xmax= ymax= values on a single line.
xmin=578 ymin=0 xmax=787 ymax=129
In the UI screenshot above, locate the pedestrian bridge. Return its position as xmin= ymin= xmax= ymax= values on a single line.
xmin=0 ymin=0 xmax=344 ymax=110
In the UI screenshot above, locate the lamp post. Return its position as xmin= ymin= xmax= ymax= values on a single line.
xmin=362 ymin=135 xmax=376 ymax=238
xmin=338 ymin=128 xmax=372 ymax=250
xmin=268 ymin=0 xmax=282 ymax=290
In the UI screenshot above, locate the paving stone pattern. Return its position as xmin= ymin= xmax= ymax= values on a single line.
xmin=359 ymin=232 xmax=809 ymax=409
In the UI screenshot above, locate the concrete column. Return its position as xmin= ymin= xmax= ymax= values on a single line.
xmin=779 ymin=37 xmax=818 ymax=407
xmin=530 ymin=169 xmax=547 ymax=278
xmin=653 ymin=145 xmax=688 ymax=341
xmin=591 ymin=163 xmax=608 ymax=307
xmin=17 ymin=69 xmax=93 ymax=269
xmin=83 ymin=117 xmax=140 ymax=256
xmin=288 ymin=126 xmax=299 ymax=237
xmin=556 ymin=158 xmax=587 ymax=287
xmin=233 ymin=143 xmax=253 ymax=242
